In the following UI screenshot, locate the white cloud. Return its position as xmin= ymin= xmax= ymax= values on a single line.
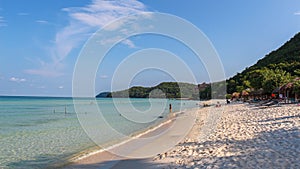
xmin=60 ymin=0 xmax=148 ymax=50
xmin=122 ymin=39 xmax=136 ymax=48
xmin=97 ymin=37 xmax=136 ymax=48
xmin=100 ymin=75 xmax=109 ymax=79
xmin=63 ymin=0 xmax=147 ymax=27
xmin=26 ymin=0 xmax=148 ymax=77
xmin=58 ymin=86 xmax=64 ymax=89
xmin=9 ymin=77 xmax=26 ymax=82
xmin=0 ymin=16 xmax=7 ymax=27
xmin=36 ymin=20 xmax=49 ymax=24
xmin=294 ymin=11 xmax=300 ymax=15
xmin=97 ymin=35 xmax=122 ymax=45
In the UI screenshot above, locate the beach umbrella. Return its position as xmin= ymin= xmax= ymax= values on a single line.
xmin=241 ymin=90 xmax=249 ymax=96
xmin=232 ymin=92 xmax=240 ymax=98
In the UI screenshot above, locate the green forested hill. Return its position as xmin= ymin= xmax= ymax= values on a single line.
xmin=97 ymin=32 xmax=300 ymax=99
xmin=96 ymin=82 xmax=207 ymax=99
xmin=227 ymin=32 xmax=300 ymax=95
xmin=255 ymin=32 xmax=300 ymax=68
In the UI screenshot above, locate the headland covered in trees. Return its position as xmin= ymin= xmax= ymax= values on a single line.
xmin=97 ymin=32 xmax=300 ymax=101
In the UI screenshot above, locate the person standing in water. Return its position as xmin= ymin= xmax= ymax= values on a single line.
xmin=169 ymin=103 xmax=175 ymax=118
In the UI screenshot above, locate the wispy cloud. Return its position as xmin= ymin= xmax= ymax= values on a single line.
xmin=294 ymin=11 xmax=300 ymax=15
xmin=100 ymin=75 xmax=109 ymax=79
xmin=0 ymin=16 xmax=7 ymax=27
xmin=36 ymin=20 xmax=49 ymax=24
xmin=63 ymin=0 xmax=147 ymax=27
xmin=9 ymin=77 xmax=26 ymax=83
xmin=26 ymin=0 xmax=148 ymax=77
xmin=122 ymin=39 xmax=136 ymax=48
xmin=58 ymin=86 xmax=64 ymax=89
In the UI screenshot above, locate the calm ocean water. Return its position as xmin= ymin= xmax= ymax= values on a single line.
xmin=0 ymin=96 xmax=198 ymax=168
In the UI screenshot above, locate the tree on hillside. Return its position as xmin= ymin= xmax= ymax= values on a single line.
xmin=261 ymin=68 xmax=292 ymax=94
xmin=226 ymin=79 xmax=237 ymax=94
xmin=294 ymin=69 xmax=300 ymax=76
xmin=199 ymin=85 xmax=211 ymax=100
xmin=226 ymin=32 xmax=300 ymax=96
xmin=247 ymin=69 xmax=264 ymax=90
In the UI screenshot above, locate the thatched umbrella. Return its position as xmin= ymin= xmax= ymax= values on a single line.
xmin=242 ymin=90 xmax=249 ymax=96
xmin=232 ymin=92 xmax=240 ymax=98
xmin=279 ymin=78 xmax=300 ymax=102
xmin=280 ymin=77 xmax=300 ymax=91
xmin=280 ymin=82 xmax=293 ymax=91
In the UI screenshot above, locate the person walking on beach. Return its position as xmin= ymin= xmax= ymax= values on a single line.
xmin=169 ymin=103 xmax=172 ymax=113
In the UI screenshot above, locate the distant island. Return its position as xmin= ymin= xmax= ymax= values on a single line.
xmin=97 ymin=82 xmax=211 ymax=100
xmin=97 ymin=32 xmax=300 ymax=101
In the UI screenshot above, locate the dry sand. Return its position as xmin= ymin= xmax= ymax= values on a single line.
xmin=154 ymin=103 xmax=300 ymax=168
xmin=65 ymin=103 xmax=300 ymax=168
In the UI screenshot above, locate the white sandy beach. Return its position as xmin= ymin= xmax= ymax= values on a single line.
xmin=65 ymin=103 xmax=300 ymax=168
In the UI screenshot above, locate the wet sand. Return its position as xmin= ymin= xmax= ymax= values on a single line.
xmin=64 ymin=108 xmax=199 ymax=169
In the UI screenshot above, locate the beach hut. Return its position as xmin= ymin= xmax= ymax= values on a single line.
xmin=241 ymin=90 xmax=250 ymax=101
xmin=242 ymin=90 xmax=249 ymax=96
xmin=278 ymin=78 xmax=300 ymax=103
xmin=278 ymin=82 xmax=292 ymax=103
xmin=231 ymin=92 xmax=240 ymax=101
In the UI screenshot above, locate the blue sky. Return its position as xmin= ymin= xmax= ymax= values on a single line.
xmin=0 ymin=0 xmax=300 ymax=96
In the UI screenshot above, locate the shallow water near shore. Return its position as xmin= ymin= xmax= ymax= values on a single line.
xmin=0 ymin=96 xmax=198 ymax=168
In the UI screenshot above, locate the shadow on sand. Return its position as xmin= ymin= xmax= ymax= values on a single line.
xmin=65 ymin=115 xmax=300 ymax=168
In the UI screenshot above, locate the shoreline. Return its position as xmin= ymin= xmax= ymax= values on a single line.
xmin=63 ymin=106 xmax=200 ymax=168
xmin=65 ymin=103 xmax=300 ymax=168
xmin=63 ymin=99 xmax=224 ymax=168
xmin=63 ymin=107 xmax=200 ymax=168
xmin=68 ymin=118 xmax=173 ymax=163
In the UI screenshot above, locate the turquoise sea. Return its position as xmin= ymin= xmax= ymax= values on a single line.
xmin=0 ymin=96 xmax=198 ymax=168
